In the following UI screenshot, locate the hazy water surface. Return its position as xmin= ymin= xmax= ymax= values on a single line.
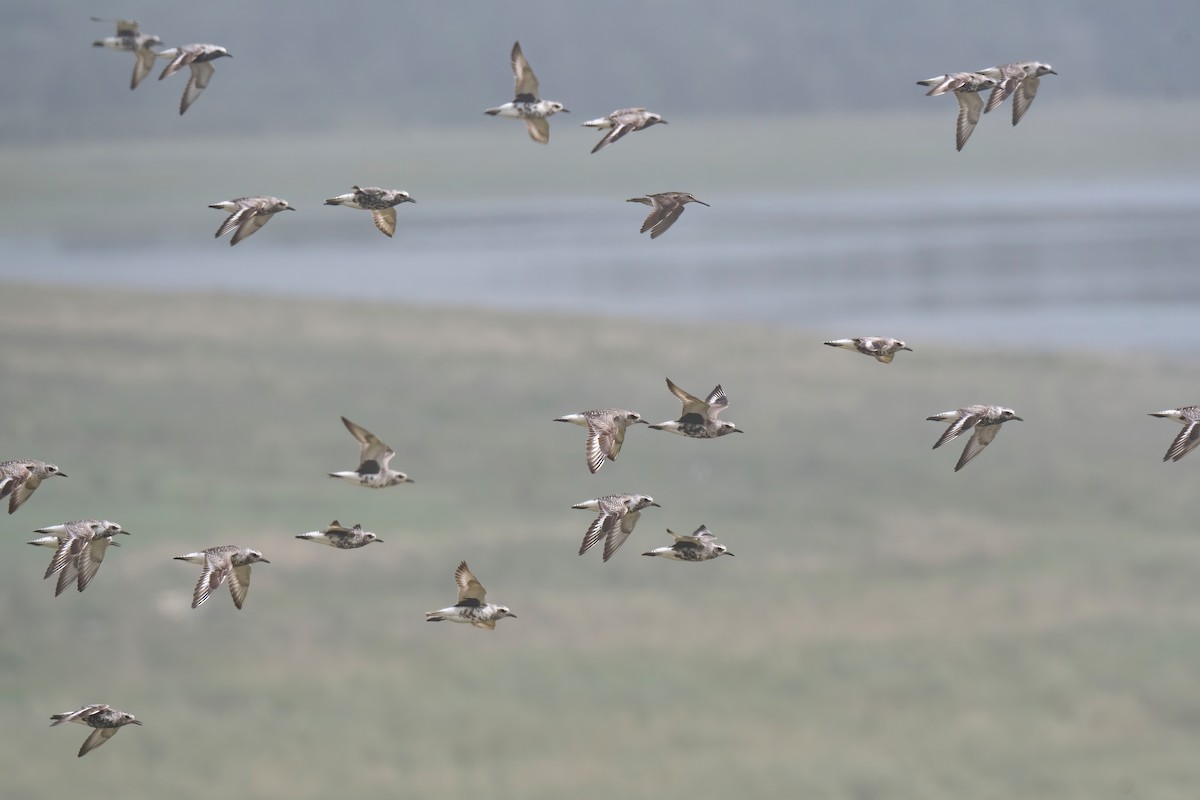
xmin=4 ymin=181 xmax=1198 ymax=353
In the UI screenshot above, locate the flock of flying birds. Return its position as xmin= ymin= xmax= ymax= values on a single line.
xmin=5 ymin=18 xmax=1176 ymax=761
xmin=90 ymin=21 xmax=700 ymax=245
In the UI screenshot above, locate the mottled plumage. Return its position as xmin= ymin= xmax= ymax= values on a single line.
xmin=295 ymin=520 xmax=383 ymax=548
xmin=324 ymin=186 xmax=416 ymax=238
xmin=976 ymin=61 xmax=1057 ymax=125
xmin=328 ymin=416 xmax=414 ymax=488
xmin=916 ymin=72 xmax=1000 ymax=151
xmin=157 ymin=43 xmax=232 ymax=114
xmin=0 ymin=460 xmax=66 ymax=514
xmin=573 ymin=493 xmax=660 ymax=562
xmin=649 ymin=378 xmax=742 ymax=438
xmin=582 ymin=108 xmax=667 ymax=154
xmin=207 ymin=196 xmax=294 ymax=245
xmin=484 ymin=41 xmax=568 ymax=143
xmin=824 ymin=337 xmax=913 ymax=364
xmin=91 ymin=17 xmax=164 ymax=89
xmin=425 ymin=561 xmax=516 ymax=629
xmin=1149 ymin=406 xmax=1200 ymax=463
xmin=50 ymin=704 xmax=142 ymax=757
xmin=626 ymin=192 xmax=709 ymax=239
xmin=173 ymin=545 xmax=269 ymax=609
xmin=554 ymin=409 xmax=646 ymax=473
xmin=35 ymin=519 xmax=130 ymax=596
xmin=642 ymin=525 xmax=734 ymax=561
xmin=927 ymin=404 xmax=1023 ymax=471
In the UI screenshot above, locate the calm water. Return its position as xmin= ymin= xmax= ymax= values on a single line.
xmin=4 ymin=180 xmax=1199 ymax=353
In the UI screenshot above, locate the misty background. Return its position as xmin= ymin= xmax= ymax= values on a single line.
xmin=3 ymin=2 xmax=1200 ymax=799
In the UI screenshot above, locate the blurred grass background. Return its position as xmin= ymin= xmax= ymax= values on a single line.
xmin=2 ymin=282 xmax=1199 ymax=799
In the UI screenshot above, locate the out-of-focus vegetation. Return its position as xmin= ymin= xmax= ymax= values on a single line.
xmin=1 ymin=283 xmax=1199 ymax=799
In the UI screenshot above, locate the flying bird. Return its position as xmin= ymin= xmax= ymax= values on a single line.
xmin=573 ymin=493 xmax=660 ymax=562
xmin=642 ymin=525 xmax=734 ymax=561
xmin=328 ymin=416 xmax=414 ymax=488
xmin=50 ymin=704 xmax=142 ymax=757
xmin=157 ymin=43 xmax=231 ymax=114
xmin=207 ymin=196 xmax=295 ymax=245
xmin=554 ymin=408 xmax=646 ymax=473
xmin=1149 ymin=406 xmax=1200 ymax=462
xmin=425 ymin=561 xmax=516 ymax=629
xmin=915 ymin=71 xmax=1000 ymax=151
xmin=91 ymin=17 xmax=164 ymax=89
xmin=0 ymin=460 xmax=66 ymax=514
xmin=626 ymin=192 xmax=709 ymax=239
xmin=649 ymin=378 xmax=742 ymax=438
xmin=927 ymin=404 xmax=1023 ymax=471
xmin=976 ymin=61 xmax=1057 ymax=125
xmin=295 ymin=520 xmax=383 ymax=548
xmin=34 ymin=519 xmax=130 ymax=596
xmin=324 ymin=186 xmax=416 ymax=238
xmin=824 ymin=337 xmax=913 ymax=364
xmin=484 ymin=41 xmax=568 ymax=143
xmin=582 ymin=108 xmax=667 ymax=154
xmin=173 ymin=545 xmax=269 ymax=609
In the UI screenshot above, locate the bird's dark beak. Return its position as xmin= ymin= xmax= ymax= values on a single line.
xmin=131 ymin=720 xmax=143 ymax=725
xmin=1013 ymin=417 xmax=1024 ymax=422
xmin=635 ymin=419 xmax=649 ymax=424
xmin=561 ymin=108 xmax=570 ymax=113
xmin=58 ymin=472 xmax=68 ymax=478
xmin=1047 ymin=69 xmax=1057 ymax=75
xmin=375 ymin=538 xmax=385 ymax=543
xmin=650 ymin=502 xmax=662 ymax=508
xmin=508 ymin=613 xmax=518 ymax=619
xmin=733 ymin=428 xmax=745 ymax=433
xmin=285 ymin=206 xmax=296 ymax=211
xmin=695 ymin=200 xmax=711 ymax=206
xmin=725 ymin=552 xmax=735 ymax=557
xmin=260 ymin=559 xmax=271 ymax=564
xmin=902 ymin=346 xmax=914 ymax=352
xmin=405 ymin=478 xmax=415 ymax=484
xmin=406 ymin=198 xmax=417 ymax=204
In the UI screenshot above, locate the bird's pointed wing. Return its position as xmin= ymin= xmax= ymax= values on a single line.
xmin=193 ymin=558 xmax=228 ymax=608
xmin=341 ymin=417 xmax=395 ymax=471
xmin=584 ymin=421 xmax=608 ymax=474
xmin=511 ymin=42 xmax=539 ymax=99
xmin=638 ymin=200 xmax=670 ymax=234
xmin=704 ymin=385 xmax=729 ymax=419
xmin=371 ymin=208 xmax=397 ymax=238
xmin=666 ymin=378 xmax=707 ymax=416
xmin=228 ymin=564 xmax=252 ymax=609
xmin=955 ymin=90 xmax=984 ymax=152
xmin=51 ymin=705 xmax=104 ymax=726
xmin=932 ymin=412 xmax=979 ymax=450
xmin=1011 ymin=75 xmax=1040 ymax=126
xmin=591 ymin=123 xmax=632 ymax=154
xmin=76 ymin=538 xmax=112 ymax=592
xmin=78 ymin=726 xmax=119 ymax=757
xmin=602 ymin=510 xmax=642 ymax=562
xmin=984 ymin=80 xmax=1013 ymax=113
xmin=579 ymin=512 xmax=616 ymax=556
xmin=525 ymin=116 xmax=550 ymax=144
xmin=1166 ymin=422 xmax=1200 ymax=462
xmin=158 ymin=47 xmax=194 ymax=80
xmin=131 ymin=48 xmax=157 ymax=89
xmin=215 ymin=205 xmax=252 ymax=239
xmin=55 ymin=555 xmax=80 ymax=597
xmin=955 ymin=424 xmax=1000 ymax=471
xmin=44 ymin=534 xmax=81 ymax=579
xmin=179 ymin=59 xmax=215 ymax=114
xmin=7 ymin=479 xmax=37 ymax=514
xmin=454 ymin=561 xmax=487 ymax=604
xmin=229 ymin=206 xmax=272 ymax=245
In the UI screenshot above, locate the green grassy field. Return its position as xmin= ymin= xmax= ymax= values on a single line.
xmin=1 ymin=282 xmax=1199 ymax=798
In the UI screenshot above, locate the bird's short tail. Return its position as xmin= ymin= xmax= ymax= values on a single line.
xmin=425 ymin=612 xmax=445 ymax=622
